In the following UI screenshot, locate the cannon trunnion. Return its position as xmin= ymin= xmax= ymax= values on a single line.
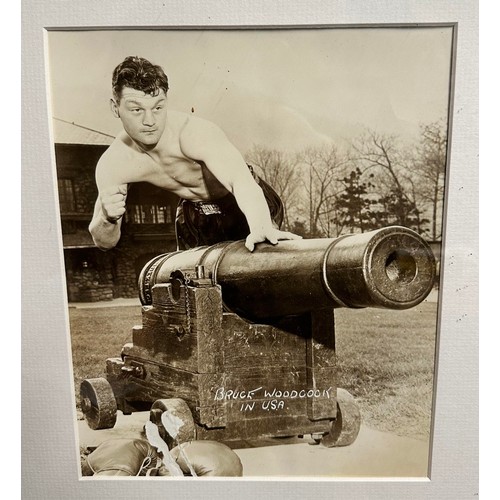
xmin=81 ymin=226 xmax=435 ymax=448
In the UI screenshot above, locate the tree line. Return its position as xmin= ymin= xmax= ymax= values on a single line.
xmin=246 ymin=120 xmax=447 ymax=241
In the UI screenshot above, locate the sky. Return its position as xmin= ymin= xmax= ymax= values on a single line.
xmin=46 ymin=27 xmax=454 ymax=154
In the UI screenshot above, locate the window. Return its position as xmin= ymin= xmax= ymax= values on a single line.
xmin=128 ymin=204 xmax=173 ymax=224
xmin=58 ymin=178 xmax=75 ymax=212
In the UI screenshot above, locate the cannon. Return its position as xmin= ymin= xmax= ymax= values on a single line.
xmin=80 ymin=226 xmax=435 ymax=448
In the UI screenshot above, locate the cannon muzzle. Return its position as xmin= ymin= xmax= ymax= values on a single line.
xmin=139 ymin=226 xmax=435 ymax=320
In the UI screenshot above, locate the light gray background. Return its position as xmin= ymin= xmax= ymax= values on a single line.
xmin=22 ymin=1 xmax=478 ymax=499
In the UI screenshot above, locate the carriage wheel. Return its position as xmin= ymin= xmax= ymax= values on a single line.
xmin=321 ymin=388 xmax=361 ymax=447
xmin=149 ymin=398 xmax=196 ymax=449
xmin=80 ymin=378 xmax=117 ymax=430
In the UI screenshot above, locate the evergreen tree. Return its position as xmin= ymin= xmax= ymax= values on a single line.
xmin=333 ymin=168 xmax=379 ymax=233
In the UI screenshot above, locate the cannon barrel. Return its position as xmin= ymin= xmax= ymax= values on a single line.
xmin=139 ymin=226 xmax=435 ymax=320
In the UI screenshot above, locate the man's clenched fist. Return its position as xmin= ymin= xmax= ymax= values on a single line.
xmin=101 ymin=184 xmax=127 ymax=224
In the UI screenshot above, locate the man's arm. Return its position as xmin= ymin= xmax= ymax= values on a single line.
xmin=180 ymin=118 xmax=301 ymax=251
xmin=88 ymin=157 xmax=128 ymax=251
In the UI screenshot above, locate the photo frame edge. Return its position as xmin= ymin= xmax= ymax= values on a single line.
xmin=22 ymin=1 xmax=478 ymax=498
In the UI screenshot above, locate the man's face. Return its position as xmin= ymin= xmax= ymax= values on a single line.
xmin=112 ymin=87 xmax=168 ymax=149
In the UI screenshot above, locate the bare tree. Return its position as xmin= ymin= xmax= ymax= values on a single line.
xmin=299 ymin=145 xmax=350 ymax=237
xmin=246 ymin=145 xmax=302 ymax=230
xmin=353 ymin=130 xmax=427 ymax=234
xmin=415 ymin=120 xmax=447 ymax=240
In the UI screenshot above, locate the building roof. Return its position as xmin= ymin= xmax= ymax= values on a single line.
xmin=52 ymin=118 xmax=115 ymax=146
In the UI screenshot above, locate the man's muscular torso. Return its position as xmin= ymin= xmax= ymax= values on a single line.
xmin=98 ymin=111 xmax=229 ymax=202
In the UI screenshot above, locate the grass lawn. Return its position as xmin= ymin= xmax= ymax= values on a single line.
xmin=69 ymin=300 xmax=438 ymax=441
xmin=335 ymin=303 xmax=438 ymax=440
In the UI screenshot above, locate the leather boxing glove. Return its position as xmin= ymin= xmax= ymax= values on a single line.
xmin=82 ymin=438 xmax=162 ymax=476
xmin=166 ymin=440 xmax=243 ymax=477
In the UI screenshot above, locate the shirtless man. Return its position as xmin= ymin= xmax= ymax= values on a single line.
xmin=89 ymin=56 xmax=301 ymax=252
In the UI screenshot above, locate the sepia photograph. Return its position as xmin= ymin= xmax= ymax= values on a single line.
xmin=44 ymin=26 xmax=454 ymax=479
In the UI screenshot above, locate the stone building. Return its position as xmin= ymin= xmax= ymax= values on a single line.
xmin=53 ymin=118 xmax=178 ymax=302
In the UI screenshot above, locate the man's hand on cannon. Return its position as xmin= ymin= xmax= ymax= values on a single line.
xmin=245 ymin=227 xmax=302 ymax=252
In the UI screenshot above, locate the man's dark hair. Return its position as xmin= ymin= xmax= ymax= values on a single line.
xmin=112 ymin=56 xmax=169 ymax=102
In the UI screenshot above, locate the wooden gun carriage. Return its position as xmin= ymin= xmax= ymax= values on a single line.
xmin=80 ymin=226 xmax=435 ymax=448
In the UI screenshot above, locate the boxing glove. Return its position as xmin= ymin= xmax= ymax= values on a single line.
xmin=82 ymin=438 xmax=161 ymax=476
xmin=166 ymin=440 xmax=243 ymax=477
